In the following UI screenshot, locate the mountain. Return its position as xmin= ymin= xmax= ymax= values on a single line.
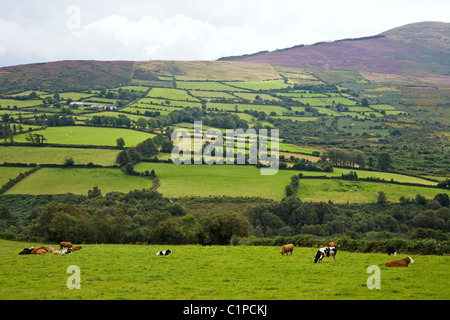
xmin=0 ymin=60 xmax=134 ymax=94
xmin=231 ymin=21 xmax=450 ymax=77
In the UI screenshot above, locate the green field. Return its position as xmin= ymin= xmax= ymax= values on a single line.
xmin=135 ymin=163 xmax=293 ymax=200
xmin=0 ymin=167 xmax=30 ymax=186
xmin=4 ymin=168 xmax=153 ymax=195
xmin=0 ymin=240 xmax=448 ymax=300
xmin=297 ymin=179 xmax=449 ymax=203
xmin=146 ymin=88 xmax=199 ymax=101
xmin=11 ymin=126 xmax=155 ymax=147
xmin=131 ymin=163 xmax=446 ymax=203
xmin=0 ymin=146 xmax=119 ymax=166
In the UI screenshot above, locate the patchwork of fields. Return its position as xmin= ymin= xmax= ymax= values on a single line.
xmin=0 ymin=78 xmax=447 ymax=201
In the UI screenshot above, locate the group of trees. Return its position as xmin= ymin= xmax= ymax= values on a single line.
xmin=86 ymin=114 xmax=132 ymax=128
xmin=321 ymin=149 xmax=366 ymax=168
xmin=2 ymin=188 xmax=448 ymax=246
xmin=7 ymin=189 xmax=249 ymax=245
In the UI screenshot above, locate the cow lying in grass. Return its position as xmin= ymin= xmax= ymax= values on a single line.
xmin=156 ymin=249 xmax=172 ymax=256
xmin=19 ymin=246 xmax=74 ymax=255
xmin=385 ymin=256 xmax=414 ymax=267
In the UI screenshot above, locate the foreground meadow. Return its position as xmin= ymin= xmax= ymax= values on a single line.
xmin=0 ymin=240 xmax=448 ymax=300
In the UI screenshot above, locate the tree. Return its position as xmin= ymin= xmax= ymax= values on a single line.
xmin=88 ymin=186 xmax=102 ymax=199
xmin=63 ymin=156 xmax=74 ymax=167
xmin=377 ymin=191 xmax=387 ymax=206
xmin=201 ymin=211 xmax=249 ymax=245
xmin=434 ymin=193 xmax=449 ymax=207
xmin=377 ymin=153 xmax=391 ymax=171
xmin=116 ymin=137 xmax=126 ymax=149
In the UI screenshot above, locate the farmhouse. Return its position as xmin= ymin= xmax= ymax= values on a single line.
xmin=70 ymin=102 xmax=117 ymax=110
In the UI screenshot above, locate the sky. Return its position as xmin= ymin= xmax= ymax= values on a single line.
xmin=0 ymin=0 xmax=449 ymax=67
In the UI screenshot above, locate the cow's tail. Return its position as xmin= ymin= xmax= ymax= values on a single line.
xmin=314 ymin=250 xmax=321 ymax=263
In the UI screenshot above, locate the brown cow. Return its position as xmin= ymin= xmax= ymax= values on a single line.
xmin=60 ymin=242 xmax=72 ymax=250
xmin=281 ymin=244 xmax=294 ymax=256
xmin=329 ymin=242 xmax=338 ymax=248
xmin=31 ymin=246 xmax=51 ymax=254
xmin=32 ymin=248 xmax=47 ymax=255
xmin=70 ymin=246 xmax=82 ymax=250
xmin=385 ymin=256 xmax=415 ymax=267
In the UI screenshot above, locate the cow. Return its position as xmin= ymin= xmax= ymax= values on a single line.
xmin=70 ymin=246 xmax=82 ymax=251
xmin=59 ymin=248 xmax=74 ymax=254
xmin=19 ymin=247 xmax=34 ymax=255
xmin=280 ymin=244 xmax=294 ymax=256
xmin=156 ymin=249 xmax=172 ymax=256
xmin=59 ymin=242 xmax=72 ymax=250
xmin=31 ymin=246 xmax=52 ymax=254
xmin=386 ymin=245 xmax=397 ymax=256
xmin=314 ymin=247 xmax=337 ymax=263
xmin=385 ymin=256 xmax=414 ymax=267
xmin=33 ymin=248 xmax=48 ymax=255
xmin=202 ymin=241 xmax=212 ymax=246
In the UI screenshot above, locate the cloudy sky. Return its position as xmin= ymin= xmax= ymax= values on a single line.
xmin=0 ymin=0 xmax=448 ymax=67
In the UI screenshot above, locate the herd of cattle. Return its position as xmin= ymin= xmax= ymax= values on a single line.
xmin=18 ymin=242 xmax=82 ymax=255
xmin=19 ymin=240 xmax=414 ymax=267
xmin=281 ymin=241 xmax=414 ymax=267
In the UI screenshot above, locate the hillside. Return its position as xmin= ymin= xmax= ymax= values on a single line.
xmin=234 ymin=21 xmax=450 ymax=78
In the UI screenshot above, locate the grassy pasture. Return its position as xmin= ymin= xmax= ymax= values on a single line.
xmin=4 ymin=168 xmax=152 ymax=195
xmin=0 ymin=239 xmax=448 ymax=300
xmin=224 ymin=79 xmax=290 ymax=91
xmin=11 ymin=126 xmax=156 ymax=147
xmin=0 ymin=99 xmax=43 ymax=109
xmin=146 ymin=88 xmax=199 ymax=102
xmin=0 ymin=146 xmax=119 ymax=166
xmin=134 ymin=162 xmax=293 ymax=200
xmin=297 ymin=179 xmax=449 ymax=203
xmin=175 ymin=81 xmax=243 ymax=91
xmin=0 ymin=167 xmax=30 ymax=186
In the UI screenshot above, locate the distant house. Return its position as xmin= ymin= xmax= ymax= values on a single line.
xmin=69 ymin=101 xmax=117 ymax=110
xmin=104 ymin=105 xmax=118 ymax=110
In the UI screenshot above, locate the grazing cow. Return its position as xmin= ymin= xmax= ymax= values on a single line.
xmin=156 ymin=249 xmax=172 ymax=256
xmin=70 ymin=246 xmax=82 ymax=251
xmin=280 ymin=244 xmax=294 ymax=256
xmin=385 ymin=256 xmax=414 ymax=267
xmin=329 ymin=242 xmax=338 ymax=248
xmin=19 ymin=247 xmax=34 ymax=255
xmin=314 ymin=247 xmax=337 ymax=263
xmin=386 ymin=245 xmax=397 ymax=256
xmin=202 ymin=241 xmax=212 ymax=246
xmin=59 ymin=242 xmax=72 ymax=250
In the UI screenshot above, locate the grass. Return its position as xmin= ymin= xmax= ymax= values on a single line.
xmin=0 ymin=239 xmax=448 ymax=300
xmin=0 ymin=167 xmax=30 ymax=186
xmin=0 ymin=146 xmax=119 ymax=166
xmin=146 ymin=88 xmax=199 ymax=101
xmin=11 ymin=126 xmax=156 ymax=147
xmin=134 ymin=162 xmax=293 ymax=200
xmin=4 ymin=168 xmax=153 ymax=195
xmin=0 ymin=99 xmax=43 ymax=109
xmin=297 ymin=179 xmax=449 ymax=203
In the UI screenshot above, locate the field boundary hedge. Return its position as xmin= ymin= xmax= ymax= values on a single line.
xmin=236 ymin=234 xmax=450 ymax=255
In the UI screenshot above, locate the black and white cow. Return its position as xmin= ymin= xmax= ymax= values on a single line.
xmin=59 ymin=248 xmax=74 ymax=254
xmin=18 ymin=247 xmax=34 ymax=255
xmin=314 ymin=247 xmax=337 ymax=263
xmin=386 ymin=245 xmax=397 ymax=256
xmin=156 ymin=249 xmax=172 ymax=256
